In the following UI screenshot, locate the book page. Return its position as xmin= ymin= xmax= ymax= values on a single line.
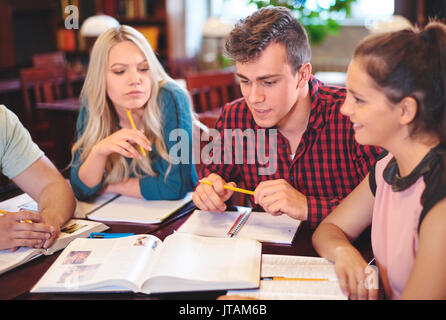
xmin=0 ymin=194 xmax=109 ymax=252
xmin=0 ymin=247 xmax=40 ymax=275
xmin=0 ymin=193 xmax=36 ymax=212
xmin=177 ymin=209 xmax=300 ymax=244
xmin=238 ymin=212 xmax=301 ymax=244
xmin=144 ymin=233 xmax=261 ymax=293
xmin=32 ymin=235 xmax=162 ymax=293
xmin=260 ymin=254 xmax=338 ymax=280
xmin=227 ymin=254 xmax=346 ymax=300
xmin=177 ymin=210 xmax=241 ymax=237
xmin=228 ymin=279 xmax=347 ymax=300
xmin=44 ymin=219 xmax=109 ymax=254
xmin=88 ymin=193 xmax=192 ymax=224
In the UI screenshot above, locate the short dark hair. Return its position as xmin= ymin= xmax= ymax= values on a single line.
xmin=354 ymin=21 xmax=446 ymax=143
xmin=224 ymin=6 xmax=311 ymax=74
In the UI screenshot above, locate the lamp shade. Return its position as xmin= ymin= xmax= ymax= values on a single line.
xmin=202 ymin=17 xmax=233 ymax=38
xmin=80 ymin=15 xmax=120 ymax=37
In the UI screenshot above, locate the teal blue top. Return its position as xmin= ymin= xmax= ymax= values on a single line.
xmin=70 ymin=81 xmax=198 ymax=201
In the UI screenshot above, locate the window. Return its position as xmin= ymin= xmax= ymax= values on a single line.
xmin=210 ymin=0 xmax=257 ymax=22
xmin=210 ymin=0 xmax=395 ymax=25
xmin=351 ymin=0 xmax=394 ymax=19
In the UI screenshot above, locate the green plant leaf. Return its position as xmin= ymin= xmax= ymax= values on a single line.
xmin=248 ymin=0 xmax=357 ymax=45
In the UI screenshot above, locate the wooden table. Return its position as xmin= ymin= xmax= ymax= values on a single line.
xmin=0 ymin=200 xmax=373 ymax=300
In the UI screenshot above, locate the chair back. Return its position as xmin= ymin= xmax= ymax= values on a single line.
xmin=20 ymin=66 xmax=73 ymax=122
xmin=167 ymin=57 xmax=199 ymax=79
xmin=186 ymin=70 xmax=241 ymax=113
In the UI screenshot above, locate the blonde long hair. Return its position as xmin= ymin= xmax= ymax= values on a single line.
xmin=71 ymin=25 xmax=190 ymax=185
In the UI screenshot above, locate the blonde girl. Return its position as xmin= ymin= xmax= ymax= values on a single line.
xmin=70 ymin=25 xmax=197 ymax=200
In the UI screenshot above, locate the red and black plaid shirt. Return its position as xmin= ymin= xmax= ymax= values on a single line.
xmin=200 ymin=75 xmax=381 ymax=229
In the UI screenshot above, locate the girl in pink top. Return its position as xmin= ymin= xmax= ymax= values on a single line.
xmin=312 ymin=22 xmax=446 ymax=300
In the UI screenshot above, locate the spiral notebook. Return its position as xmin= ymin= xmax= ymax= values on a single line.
xmin=177 ymin=208 xmax=301 ymax=244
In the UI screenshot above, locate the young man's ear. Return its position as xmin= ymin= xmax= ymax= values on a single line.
xmin=398 ymin=96 xmax=418 ymax=125
xmin=297 ymin=63 xmax=312 ymax=88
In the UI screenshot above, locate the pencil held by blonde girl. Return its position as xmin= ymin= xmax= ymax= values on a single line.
xmin=70 ymin=25 xmax=198 ymax=201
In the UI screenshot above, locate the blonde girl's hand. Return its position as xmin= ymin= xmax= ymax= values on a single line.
xmin=92 ymin=128 xmax=152 ymax=159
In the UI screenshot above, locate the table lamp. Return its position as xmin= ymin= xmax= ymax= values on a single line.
xmin=80 ymin=14 xmax=120 ymax=52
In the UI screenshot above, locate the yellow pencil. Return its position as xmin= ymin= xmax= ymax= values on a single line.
xmin=262 ymin=277 xmax=329 ymax=281
xmin=125 ymin=108 xmax=147 ymax=157
xmin=199 ymin=179 xmax=255 ymax=196
xmin=0 ymin=209 xmax=32 ymax=223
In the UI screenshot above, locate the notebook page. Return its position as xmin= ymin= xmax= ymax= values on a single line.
xmin=261 ymin=254 xmax=337 ymax=280
xmin=177 ymin=209 xmax=300 ymax=244
xmin=74 ymin=193 xmax=119 ymax=218
xmin=228 ymin=279 xmax=347 ymax=300
xmin=227 ymin=254 xmax=347 ymax=300
xmin=238 ymin=213 xmax=301 ymax=244
xmin=88 ymin=192 xmax=192 ymax=224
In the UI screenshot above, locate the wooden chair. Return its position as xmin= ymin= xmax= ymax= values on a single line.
xmin=188 ymin=71 xmax=249 ymax=206
xmin=19 ymin=66 xmax=73 ymax=157
xmin=186 ymin=70 xmax=241 ymax=128
xmin=32 ymin=51 xmax=67 ymax=67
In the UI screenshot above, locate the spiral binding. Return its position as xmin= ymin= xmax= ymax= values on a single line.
xmin=229 ymin=211 xmax=251 ymax=238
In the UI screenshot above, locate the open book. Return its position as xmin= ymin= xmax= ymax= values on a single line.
xmin=4 ymin=192 xmax=119 ymax=219
xmin=86 ymin=192 xmax=193 ymax=224
xmin=0 ymin=219 xmax=108 ymax=275
xmin=31 ymin=233 xmax=261 ymax=294
xmin=227 ymin=255 xmax=347 ymax=300
xmin=177 ymin=208 xmax=301 ymax=244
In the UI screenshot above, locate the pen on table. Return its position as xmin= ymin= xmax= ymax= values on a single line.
xmin=227 ymin=212 xmax=244 ymax=237
xmin=227 ymin=210 xmax=251 ymax=238
xmin=199 ymin=180 xmax=255 ymax=196
xmin=261 ymin=277 xmax=329 ymax=282
xmin=89 ymin=233 xmax=135 ymax=239
xmin=0 ymin=209 xmax=32 ymax=223
xmin=125 ymin=108 xmax=147 ymax=157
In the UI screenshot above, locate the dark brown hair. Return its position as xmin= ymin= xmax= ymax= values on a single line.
xmin=354 ymin=21 xmax=446 ymax=143
xmin=224 ymin=6 xmax=311 ymax=74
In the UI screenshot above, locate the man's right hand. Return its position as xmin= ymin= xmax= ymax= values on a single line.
xmin=192 ymin=173 xmax=237 ymax=212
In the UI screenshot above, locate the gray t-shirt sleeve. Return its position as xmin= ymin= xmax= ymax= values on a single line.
xmin=0 ymin=105 xmax=44 ymax=179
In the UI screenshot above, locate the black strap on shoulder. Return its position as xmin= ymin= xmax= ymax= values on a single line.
xmin=369 ymin=150 xmax=388 ymax=196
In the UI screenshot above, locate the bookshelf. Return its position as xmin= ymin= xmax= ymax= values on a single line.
xmin=56 ymin=0 xmax=185 ymax=64
xmin=0 ymin=0 xmax=58 ymax=71
xmin=0 ymin=0 xmax=186 ymax=72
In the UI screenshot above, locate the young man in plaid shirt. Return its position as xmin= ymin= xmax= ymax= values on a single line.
xmin=192 ymin=6 xmax=381 ymax=229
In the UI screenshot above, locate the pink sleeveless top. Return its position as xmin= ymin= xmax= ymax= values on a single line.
xmin=371 ymin=153 xmax=424 ymax=299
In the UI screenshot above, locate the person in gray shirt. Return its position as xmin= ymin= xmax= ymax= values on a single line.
xmin=0 ymin=105 xmax=75 ymax=251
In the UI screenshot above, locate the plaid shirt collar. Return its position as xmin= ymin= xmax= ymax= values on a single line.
xmin=307 ymin=74 xmax=326 ymax=131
